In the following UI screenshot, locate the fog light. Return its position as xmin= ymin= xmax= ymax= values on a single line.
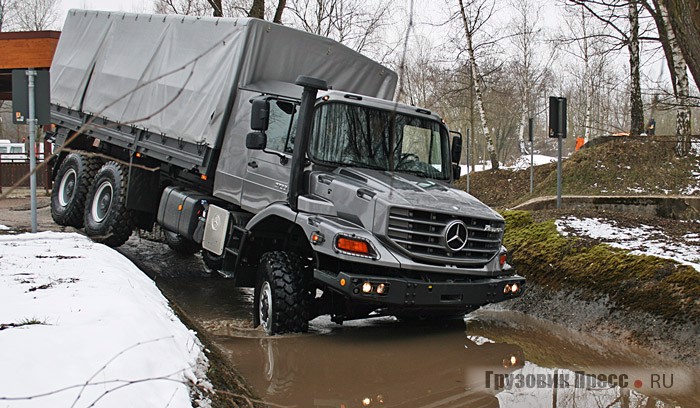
xmin=510 ymin=355 xmax=517 ymax=365
xmin=362 ymin=282 xmax=373 ymax=293
xmin=376 ymin=283 xmax=387 ymax=294
xmin=362 ymin=397 xmax=371 ymax=406
xmin=511 ymin=283 xmax=520 ymax=294
xmin=503 ymin=284 xmax=511 ymax=294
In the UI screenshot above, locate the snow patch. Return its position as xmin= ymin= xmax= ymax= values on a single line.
xmin=0 ymin=232 xmax=210 ymax=408
xmin=555 ymin=217 xmax=700 ymax=272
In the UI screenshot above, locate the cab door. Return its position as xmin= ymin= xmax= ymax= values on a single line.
xmin=241 ymin=99 xmax=298 ymax=212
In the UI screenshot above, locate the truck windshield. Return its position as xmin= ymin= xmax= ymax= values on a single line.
xmin=309 ymin=103 xmax=451 ymax=180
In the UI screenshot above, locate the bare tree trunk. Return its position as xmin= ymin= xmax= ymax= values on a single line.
xmin=628 ymin=0 xmax=645 ymax=136
xmin=273 ymin=0 xmax=286 ymax=23
xmin=582 ymin=11 xmax=593 ymax=142
xmin=657 ymin=0 xmax=691 ymax=155
xmin=517 ymin=102 xmax=529 ymax=155
xmin=207 ymin=0 xmax=222 ymax=16
xmin=469 ymin=64 xmax=476 ymax=171
xmin=664 ymin=0 xmax=700 ymax=91
xmin=249 ymin=0 xmax=265 ymax=19
xmin=458 ymin=0 xmax=498 ymax=170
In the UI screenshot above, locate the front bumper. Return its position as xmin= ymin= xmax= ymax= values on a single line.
xmin=314 ymin=269 xmax=526 ymax=308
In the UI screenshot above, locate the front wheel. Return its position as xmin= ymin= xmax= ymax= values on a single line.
xmin=254 ymin=251 xmax=310 ymax=335
xmin=83 ymin=161 xmax=134 ymax=247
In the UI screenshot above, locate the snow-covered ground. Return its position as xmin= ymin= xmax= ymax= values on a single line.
xmin=460 ymin=154 xmax=557 ymax=175
xmin=0 ymin=229 xmax=210 ymax=408
xmin=556 ymin=217 xmax=700 ymax=272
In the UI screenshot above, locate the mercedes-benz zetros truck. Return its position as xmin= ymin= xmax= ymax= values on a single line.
xmin=48 ymin=10 xmax=525 ymax=334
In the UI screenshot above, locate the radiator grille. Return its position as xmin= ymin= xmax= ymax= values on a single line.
xmin=386 ymin=207 xmax=504 ymax=266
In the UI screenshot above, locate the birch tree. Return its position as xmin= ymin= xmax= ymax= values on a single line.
xmin=627 ymin=0 xmax=644 ymax=136
xmin=643 ymin=0 xmax=691 ymax=155
xmin=510 ymin=0 xmax=553 ymax=154
xmin=458 ymin=0 xmax=499 ymax=170
xmin=662 ymin=0 xmax=700 ymax=92
xmin=561 ymin=6 xmax=612 ymax=141
xmin=568 ymin=0 xmax=649 ymax=136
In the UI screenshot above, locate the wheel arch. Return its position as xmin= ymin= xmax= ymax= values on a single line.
xmin=238 ymin=204 xmax=316 ymax=286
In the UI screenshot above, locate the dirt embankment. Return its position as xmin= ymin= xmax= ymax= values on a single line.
xmin=463 ymin=136 xmax=700 ymax=363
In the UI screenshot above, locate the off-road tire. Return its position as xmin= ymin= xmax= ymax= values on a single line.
xmin=84 ymin=161 xmax=134 ymax=247
xmin=50 ymin=153 xmax=101 ymax=228
xmin=164 ymin=230 xmax=200 ymax=255
xmin=254 ymin=251 xmax=311 ymax=335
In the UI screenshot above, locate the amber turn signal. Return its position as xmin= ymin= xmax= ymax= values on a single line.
xmin=336 ymin=236 xmax=371 ymax=256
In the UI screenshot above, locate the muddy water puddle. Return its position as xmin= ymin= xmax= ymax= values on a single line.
xmin=157 ymin=277 xmax=699 ymax=408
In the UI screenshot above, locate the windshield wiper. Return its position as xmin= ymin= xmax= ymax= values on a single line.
xmin=395 ymin=168 xmax=437 ymax=179
xmin=348 ymin=160 xmax=387 ymax=171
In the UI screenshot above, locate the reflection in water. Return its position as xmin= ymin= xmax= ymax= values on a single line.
xmin=155 ymin=278 xmax=698 ymax=408
xmin=220 ymin=321 xmax=525 ymax=408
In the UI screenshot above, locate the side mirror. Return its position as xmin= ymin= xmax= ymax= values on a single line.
xmin=250 ymin=99 xmax=270 ymax=131
xmin=452 ymin=163 xmax=462 ymax=180
xmin=451 ymin=135 xmax=462 ymax=163
xmin=246 ymin=132 xmax=267 ymax=150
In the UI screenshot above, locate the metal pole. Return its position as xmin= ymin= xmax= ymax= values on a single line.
xmin=466 ymin=128 xmax=470 ymax=194
xmin=556 ymin=100 xmax=564 ymax=210
xmin=557 ymin=136 xmax=562 ymax=209
xmin=529 ymin=118 xmax=534 ymax=194
xmin=27 ymin=69 xmax=37 ymax=233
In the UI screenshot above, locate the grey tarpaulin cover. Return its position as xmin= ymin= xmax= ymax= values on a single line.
xmin=50 ymin=10 xmax=398 ymax=149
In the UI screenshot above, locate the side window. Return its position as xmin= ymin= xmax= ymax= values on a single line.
xmin=266 ymin=100 xmax=298 ymax=153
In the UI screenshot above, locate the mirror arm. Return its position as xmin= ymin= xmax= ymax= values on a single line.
xmin=264 ymin=149 xmax=288 ymax=165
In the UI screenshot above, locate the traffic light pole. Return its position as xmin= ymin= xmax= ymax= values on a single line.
xmin=27 ymin=69 xmax=37 ymax=233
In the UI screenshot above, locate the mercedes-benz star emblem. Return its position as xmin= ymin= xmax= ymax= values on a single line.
xmin=444 ymin=220 xmax=468 ymax=252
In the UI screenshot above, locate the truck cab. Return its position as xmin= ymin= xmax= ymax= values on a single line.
xmin=201 ymin=80 xmax=525 ymax=334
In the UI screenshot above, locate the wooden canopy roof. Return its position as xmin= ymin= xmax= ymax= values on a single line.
xmin=0 ymin=31 xmax=60 ymax=100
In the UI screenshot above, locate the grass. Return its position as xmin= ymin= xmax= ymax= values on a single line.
xmin=502 ymin=210 xmax=700 ymax=324
xmin=0 ymin=317 xmax=48 ymax=330
xmin=462 ymin=136 xmax=700 ymax=209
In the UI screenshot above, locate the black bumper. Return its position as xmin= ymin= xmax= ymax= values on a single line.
xmin=314 ymin=269 xmax=525 ymax=308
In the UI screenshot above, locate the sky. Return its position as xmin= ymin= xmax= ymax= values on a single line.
xmin=58 ymin=0 xmax=148 ymax=27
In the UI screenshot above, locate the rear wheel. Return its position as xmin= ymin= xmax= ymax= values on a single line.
xmin=164 ymin=230 xmax=200 ymax=255
xmin=84 ymin=161 xmax=134 ymax=247
xmin=254 ymin=251 xmax=310 ymax=335
xmin=50 ymin=153 xmax=101 ymax=227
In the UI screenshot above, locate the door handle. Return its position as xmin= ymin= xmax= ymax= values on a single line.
xmin=247 ymin=160 xmax=258 ymax=169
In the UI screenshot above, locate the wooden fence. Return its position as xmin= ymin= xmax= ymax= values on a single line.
xmin=0 ymin=156 xmax=52 ymax=193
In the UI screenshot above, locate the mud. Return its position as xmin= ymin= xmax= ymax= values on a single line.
xmin=152 ymin=273 xmax=699 ymax=408
xmin=2 ymin=195 xmax=699 ymax=407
